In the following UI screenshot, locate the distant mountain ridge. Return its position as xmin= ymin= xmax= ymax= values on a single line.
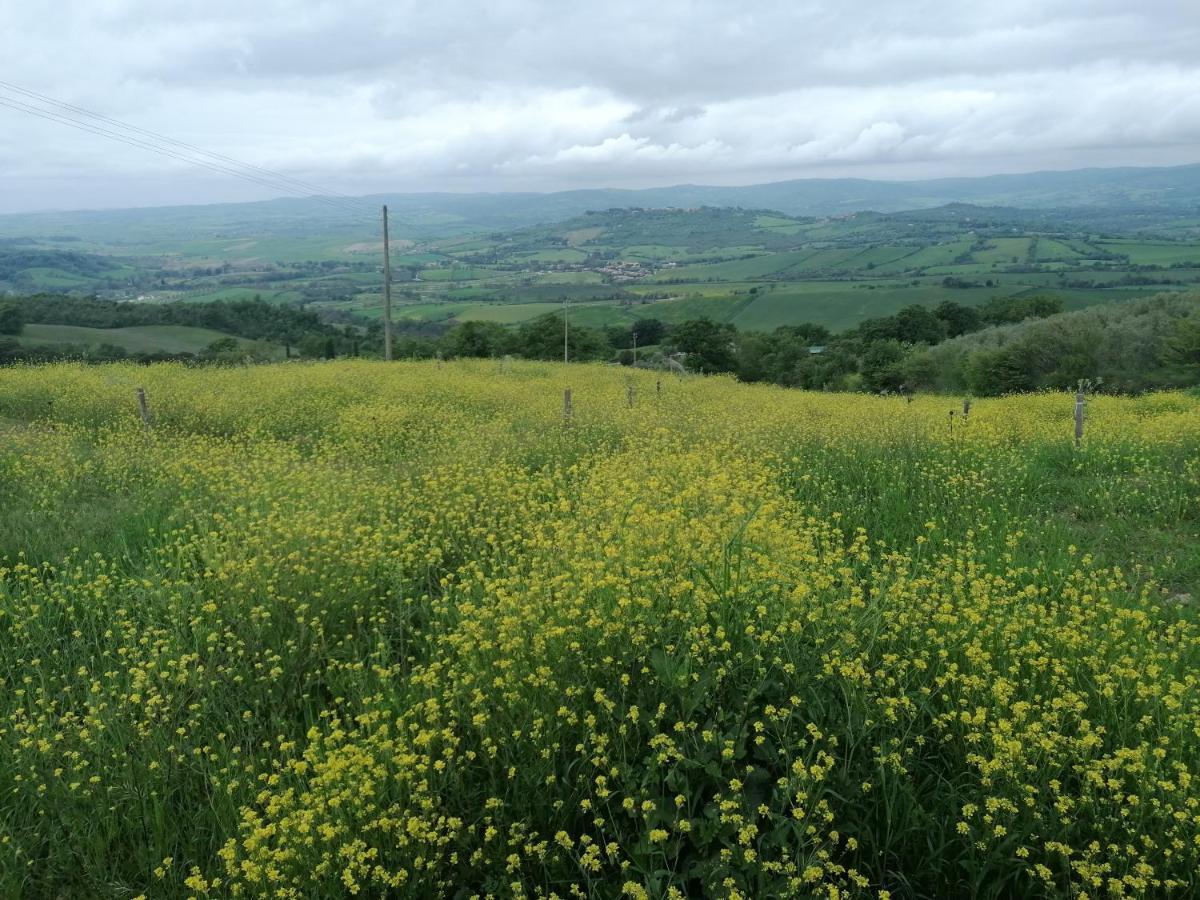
xmin=0 ymin=163 xmax=1197 ymax=242
xmin=363 ymin=163 xmax=1200 ymax=232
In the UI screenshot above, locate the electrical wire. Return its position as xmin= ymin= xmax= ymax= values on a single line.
xmin=0 ymin=82 xmax=371 ymax=219
xmin=0 ymin=79 xmax=370 ymax=210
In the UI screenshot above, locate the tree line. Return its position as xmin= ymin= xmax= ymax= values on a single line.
xmin=424 ymin=292 xmax=1199 ymax=395
xmin=0 ymin=294 xmax=379 ymax=363
xmin=2 ymin=291 xmax=1197 ymax=394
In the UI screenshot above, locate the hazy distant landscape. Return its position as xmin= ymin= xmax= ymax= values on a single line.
xmin=2 ymin=164 xmax=1199 ymax=343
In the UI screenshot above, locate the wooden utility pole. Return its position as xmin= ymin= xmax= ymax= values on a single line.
xmin=135 ymin=387 xmax=152 ymax=427
xmin=632 ymin=330 xmax=638 ymax=365
xmin=563 ymin=298 xmax=569 ymax=364
xmin=1074 ymin=388 xmax=1086 ymax=448
xmin=382 ymin=205 xmax=394 ymax=361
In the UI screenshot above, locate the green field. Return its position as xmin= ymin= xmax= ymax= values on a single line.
xmin=17 ymin=324 xmax=267 ymax=354
xmin=514 ymin=248 xmax=589 ymax=263
xmin=619 ymin=244 xmax=694 ymax=261
xmin=1099 ymin=240 xmax=1200 ymax=266
xmin=5 ymin=201 xmax=1200 ymax=335
xmin=418 ymin=266 xmax=499 ymax=282
xmin=182 ymin=286 xmax=307 ymax=305
xmin=970 ymin=237 xmax=1032 ymax=264
xmin=19 ymin=267 xmax=106 ymax=288
xmin=1 ymin=362 xmax=1198 ymax=897
xmin=351 ymin=278 xmax=1187 ymax=333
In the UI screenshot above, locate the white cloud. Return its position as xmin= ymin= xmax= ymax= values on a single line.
xmin=0 ymin=0 xmax=1198 ymax=211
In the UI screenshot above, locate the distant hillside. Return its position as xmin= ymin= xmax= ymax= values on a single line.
xmin=0 ymin=246 xmax=136 ymax=293
xmin=0 ymin=163 xmax=1196 ymax=245
xmin=913 ymin=291 xmax=1200 ymax=394
xmin=372 ymin=163 xmax=1200 ymax=233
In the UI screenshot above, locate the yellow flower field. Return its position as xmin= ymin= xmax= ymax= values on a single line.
xmin=0 ymin=360 xmax=1197 ymax=898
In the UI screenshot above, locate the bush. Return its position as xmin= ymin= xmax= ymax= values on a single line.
xmin=0 ymin=302 xmax=23 ymax=335
xmin=929 ymin=292 xmax=1200 ymax=394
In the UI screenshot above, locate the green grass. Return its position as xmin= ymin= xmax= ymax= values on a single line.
xmin=530 ymin=271 xmax=607 ymax=285
xmin=514 ymin=248 xmax=589 ymax=263
xmin=394 ymin=302 xmax=475 ymax=322
xmin=425 ymin=277 xmax=1191 ymax=333
xmin=842 ymin=245 xmax=920 ymax=269
xmin=19 ymin=267 xmax=102 ymax=288
xmin=455 ymin=301 xmax=599 ymax=324
xmin=619 ymin=244 xmax=693 ymax=261
xmin=0 ymin=364 xmax=1197 ymax=898
xmin=727 ymin=282 xmax=1023 ymax=331
xmin=871 ymin=240 xmax=975 ymax=272
xmin=753 ymin=214 xmax=804 ymax=234
xmin=182 ymin=287 xmax=304 ymax=304
xmin=17 ymin=324 xmax=268 ymax=354
xmin=970 ymin=237 xmax=1032 ymax=264
xmin=627 ymin=281 xmax=759 ymax=298
xmin=628 ymin=295 xmax=756 ymax=324
xmin=652 ymin=252 xmax=809 ymax=281
xmin=419 ymin=266 xmax=500 ymax=282
xmin=445 ymin=283 xmax=630 ymax=303
xmin=1097 ymin=240 xmax=1200 ymax=266
xmin=9 ymin=204 xmax=1200 ymax=339
xmin=1034 ymin=237 xmax=1085 ymax=261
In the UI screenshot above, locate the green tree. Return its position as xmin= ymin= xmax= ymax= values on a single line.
xmin=857 ymin=305 xmax=945 ymax=345
xmin=860 ymin=340 xmax=908 ymax=392
xmin=965 ymin=346 xmax=1037 ymax=396
xmin=631 ymin=318 xmax=666 ymax=346
xmin=980 ymin=295 xmax=1062 ymax=326
xmin=934 ymin=301 xmax=982 ymax=337
xmin=773 ymin=323 xmax=831 ymax=346
xmin=669 ymin=318 xmax=736 ymax=373
xmin=1161 ymin=315 xmax=1200 ymax=382
xmin=0 ymin=337 xmax=21 ymax=360
xmin=603 ymin=325 xmax=633 ymax=350
xmin=204 ymin=337 xmax=240 ymax=355
xmin=298 ymin=334 xmax=329 ymax=358
xmin=516 ymin=314 xmax=608 ymax=361
xmin=898 ymin=350 xmax=941 ymax=391
xmin=443 ymin=321 xmax=513 ymax=358
xmin=0 ymin=302 xmax=23 ymax=335
xmin=892 ymin=305 xmax=947 ymax=344
xmin=733 ymin=330 xmax=774 ymax=382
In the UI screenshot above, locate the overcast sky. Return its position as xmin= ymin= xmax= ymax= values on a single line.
xmin=1 ymin=0 xmax=1198 ymax=213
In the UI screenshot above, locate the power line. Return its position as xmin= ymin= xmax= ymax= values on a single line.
xmin=0 ymin=82 xmax=369 ymax=218
xmin=0 ymin=79 xmax=370 ymax=210
xmin=0 ymin=95 xmax=321 ymax=204
xmin=0 ymin=88 xmax=366 ymax=216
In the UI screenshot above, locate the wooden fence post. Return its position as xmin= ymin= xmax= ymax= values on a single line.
xmin=563 ymin=388 xmax=573 ymax=423
xmin=135 ymin=387 xmax=152 ymax=428
xmin=963 ymin=398 xmax=971 ymax=418
xmin=626 ymin=384 xmax=635 ymax=408
xmin=1074 ymin=389 xmax=1085 ymax=448
xmin=655 ymin=379 xmax=661 ymax=399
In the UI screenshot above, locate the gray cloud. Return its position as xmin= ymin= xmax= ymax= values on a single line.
xmin=1 ymin=0 xmax=1198 ymax=212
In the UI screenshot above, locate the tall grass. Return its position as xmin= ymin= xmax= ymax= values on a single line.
xmin=0 ymin=360 xmax=1197 ymax=898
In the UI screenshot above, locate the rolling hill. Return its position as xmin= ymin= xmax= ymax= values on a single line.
xmin=1 ymin=163 xmax=1197 ymax=246
xmin=2 ymin=164 xmax=1198 ymax=336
